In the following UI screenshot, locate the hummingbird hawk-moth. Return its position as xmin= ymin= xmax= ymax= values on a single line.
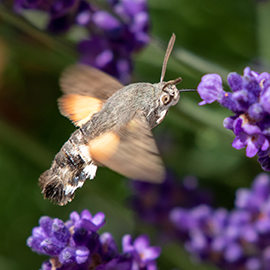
xmin=39 ymin=34 xmax=184 ymax=205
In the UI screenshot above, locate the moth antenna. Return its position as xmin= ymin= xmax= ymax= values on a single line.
xmin=162 ymin=77 xmax=182 ymax=90
xmin=160 ymin=33 xmax=176 ymax=83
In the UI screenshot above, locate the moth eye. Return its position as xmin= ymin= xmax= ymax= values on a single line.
xmin=161 ymin=94 xmax=172 ymax=105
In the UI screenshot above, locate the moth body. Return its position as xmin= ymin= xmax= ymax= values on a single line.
xmin=39 ymin=33 xmax=183 ymax=205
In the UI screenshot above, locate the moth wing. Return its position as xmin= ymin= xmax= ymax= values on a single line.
xmin=60 ymin=64 xmax=124 ymax=100
xmin=89 ymin=112 xmax=165 ymax=183
xmin=58 ymin=64 xmax=124 ymax=126
xmin=58 ymin=94 xmax=103 ymax=127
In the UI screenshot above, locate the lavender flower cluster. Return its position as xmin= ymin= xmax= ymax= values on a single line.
xmin=129 ymin=172 xmax=213 ymax=241
xmin=27 ymin=209 xmax=161 ymax=270
xmin=197 ymin=67 xmax=270 ymax=171
xmin=170 ymin=173 xmax=270 ymax=270
xmin=14 ymin=0 xmax=150 ymax=83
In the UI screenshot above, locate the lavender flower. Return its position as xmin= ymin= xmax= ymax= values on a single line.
xmin=12 ymin=0 xmax=150 ymax=83
xmin=197 ymin=67 xmax=270 ymax=171
xmin=27 ymin=209 xmax=161 ymax=270
xmin=129 ymin=171 xmax=213 ymax=241
xmin=122 ymin=234 xmax=161 ymax=270
xmin=170 ymin=173 xmax=270 ymax=270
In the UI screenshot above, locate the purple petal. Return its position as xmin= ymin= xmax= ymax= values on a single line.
xmin=235 ymin=188 xmax=252 ymax=209
xmin=70 ymin=211 xmax=80 ymax=222
xmin=76 ymin=219 xmax=99 ymax=232
xmin=255 ymin=216 xmax=270 ymax=233
xmin=220 ymin=92 xmax=239 ymax=111
xmin=245 ymin=258 xmax=261 ymax=270
xmin=232 ymin=89 xmax=249 ymax=103
xmin=246 ymin=139 xmax=259 ymax=157
xmin=232 ymin=135 xmax=246 ymax=150
xmin=93 ymin=11 xmax=121 ymax=31
xmin=242 ymin=124 xmax=261 ymax=135
xmin=51 ymin=219 xmax=70 ymax=244
xmin=227 ymin=72 xmax=243 ymax=92
xmin=96 ymin=50 xmax=113 ymax=68
xmin=261 ymin=137 xmax=270 ymax=151
xmin=211 ymin=236 xmax=226 ymax=252
xmin=252 ymin=173 xmax=270 ymax=199
xmin=189 ymin=230 xmax=207 ymax=251
xmin=225 ymin=224 xmax=240 ymax=240
xmin=233 ymin=117 xmax=244 ymax=135
xmin=131 ymin=12 xmax=149 ymax=33
xmin=261 ymin=86 xmax=270 ymax=114
xmin=224 ymin=243 xmax=243 ymax=262
xmin=223 ymin=117 xmax=234 ymax=130
xmin=40 ymin=260 xmax=52 ymax=270
xmin=248 ymin=102 xmax=265 ymax=121
xmin=142 ymin=246 xmax=161 ymax=261
xmin=32 ymin=226 xmax=47 ymax=239
xmin=134 ymin=234 xmax=150 ymax=251
xmin=197 ymin=74 xmax=224 ymax=105
xmin=76 ymin=246 xmax=90 ymax=264
xmin=241 ymin=225 xmax=258 ymax=243
xmin=39 ymin=216 xmax=53 ymax=236
xmin=81 ymin=209 xmax=93 ymax=220
xmin=243 ymin=77 xmax=260 ymax=101
xmin=256 ymin=72 xmax=270 ymax=84
xmin=122 ymin=235 xmax=134 ymax=253
xmin=100 ymin=232 xmax=118 ymax=254
xmin=59 ymin=247 xmax=76 ymax=264
xmin=122 ymin=0 xmax=147 ymax=16
xmin=27 ymin=235 xmax=44 ymax=253
xmin=76 ymin=1 xmax=92 ymax=25
xmin=40 ymin=238 xmax=65 ymax=256
xmin=169 ymin=208 xmax=195 ymax=230
xmin=244 ymin=66 xmax=251 ymax=77
xmin=92 ymin=212 xmax=106 ymax=227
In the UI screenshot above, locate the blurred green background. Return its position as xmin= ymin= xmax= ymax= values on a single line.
xmin=0 ymin=0 xmax=268 ymax=269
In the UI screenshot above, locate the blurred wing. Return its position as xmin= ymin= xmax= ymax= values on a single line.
xmin=59 ymin=64 xmax=124 ymax=126
xmin=58 ymin=94 xmax=102 ymax=126
xmin=89 ymin=112 xmax=165 ymax=183
xmin=60 ymin=64 xmax=124 ymax=100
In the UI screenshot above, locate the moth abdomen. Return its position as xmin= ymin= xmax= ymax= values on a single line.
xmin=39 ymin=168 xmax=74 ymax=206
xmin=39 ymin=130 xmax=97 ymax=205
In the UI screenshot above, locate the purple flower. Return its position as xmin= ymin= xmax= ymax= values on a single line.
xmin=92 ymin=11 xmax=122 ymax=33
xmin=122 ymin=234 xmax=161 ymax=270
xmin=197 ymin=74 xmax=224 ymax=105
xmin=27 ymin=209 xmax=161 ymax=270
xmin=129 ymin=172 xmax=213 ymax=241
xmin=170 ymin=173 xmax=270 ymax=270
xmin=11 ymin=0 xmax=150 ymax=83
xmin=68 ymin=209 xmax=106 ymax=232
xmin=27 ymin=217 xmax=70 ymax=256
xmin=197 ymin=67 xmax=270 ymax=171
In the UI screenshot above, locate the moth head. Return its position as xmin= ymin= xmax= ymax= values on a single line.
xmin=151 ymin=77 xmax=181 ymax=126
xmin=160 ymin=77 xmax=182 ymax=107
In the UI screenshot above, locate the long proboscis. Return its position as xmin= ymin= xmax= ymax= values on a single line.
xmin=160 ymin=33 xmax=176 ymax=83
xmin=179 ymin=89 xmax=197 ymax=92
